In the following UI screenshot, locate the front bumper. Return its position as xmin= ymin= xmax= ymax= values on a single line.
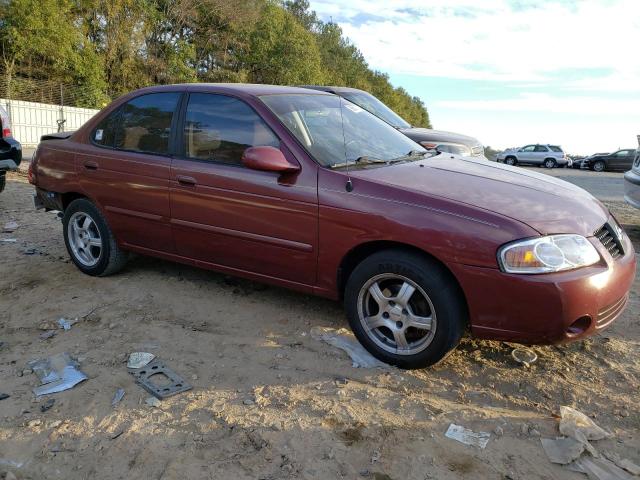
xmin=624 ymin=169 xmax=640 ymax=209
xmin=449 ymin=230 xmax=636 ymax=344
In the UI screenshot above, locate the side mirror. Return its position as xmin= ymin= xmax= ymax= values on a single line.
xmin=242 ymin=146 xmax=300 ymax=173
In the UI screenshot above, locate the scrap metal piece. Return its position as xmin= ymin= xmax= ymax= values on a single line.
xmin=128 ymin=359 xmax=192 ymax=399
xmin=111 ymin=388 xmax=125 ymax=407
xmin=444 ymin=423 xmax=491 ymax=449
xmin=30 ymin=353 xmax=88 ymax=396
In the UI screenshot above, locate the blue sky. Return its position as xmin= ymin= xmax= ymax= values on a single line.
xmin=308 ymin=0 xmax=640 ymax=154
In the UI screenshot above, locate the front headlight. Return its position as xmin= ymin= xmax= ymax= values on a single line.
xmin=498 ymin=235 xmax=600 ymax=274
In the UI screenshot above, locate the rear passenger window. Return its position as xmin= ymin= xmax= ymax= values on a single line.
xmin=183 ymin=93 xmax=279 ymax=165
xmin=113 ymin=93 xmax=180 ymax=155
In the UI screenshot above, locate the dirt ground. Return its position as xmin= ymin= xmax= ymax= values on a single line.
xmin=0 ymin=171 xmax=638 ymax=480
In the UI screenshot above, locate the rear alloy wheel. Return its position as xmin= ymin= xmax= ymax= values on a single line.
xmin=593 ymin=160 xmax=605 ymax=172
xmin=63 ymin=198 xmax=128 ymax=276
xmin=504 ymin=156 xmax=517 ymax=166
xmin=544 ymin=158 xmax=557 ymax=169
xmin=345 ymin=250 xmax=466 ymax=369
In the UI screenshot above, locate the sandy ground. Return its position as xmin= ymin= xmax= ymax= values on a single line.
xmin=0 ymin=171 xmax=638 ymax=480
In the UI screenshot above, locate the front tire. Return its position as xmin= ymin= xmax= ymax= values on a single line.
xmin=504 ymin=156 xmax=517 ymax=166
xmin=62 ymin=198 xmax=128 ymax=276
xmin=344 ymin=250 xmax=467 ymax=369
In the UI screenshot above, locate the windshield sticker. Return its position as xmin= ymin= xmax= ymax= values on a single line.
xmin=344 ymin=103 xmax=363 ymax=113
xmin=95 ymin=129 xmax=104 ymax=141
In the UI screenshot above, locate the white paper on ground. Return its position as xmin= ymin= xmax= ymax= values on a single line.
xmin=444 ymin=423 xmax=491 ymax=449
xmin=310 ymin=327 xmax=388 ymax=368
xmin=560 ymin=406 xmax=611 ymax=442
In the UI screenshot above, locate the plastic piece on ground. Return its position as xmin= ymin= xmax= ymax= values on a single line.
xmin=127 ymin=352 xmax=155 ymax=369
xmin=310 ymin=327 xmax=388 ymax=368
xmin=3 ymin=221 xmax=18 ymax=233
xmin=559 ymin=406 xmax=611 ymax=443
xmin=112 ymin=388 xmax=125 ymax=407
xmin=540 ymin=437 xmax=585 ymax=464
xmin=29 ymin=353 xmax=88 ymax=396
xmin=568 ymin=456 xmax=635 ymax=480
xmin=444 ymin=423 xmax=491 ymax=449
xmin=57 ymin=318 xmax=77 ymax=330
xmin=511 ymin=347 xmax=537 ymax=366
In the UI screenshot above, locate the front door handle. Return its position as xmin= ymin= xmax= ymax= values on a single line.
xmin=176 ymin=175 xmax=197 ymax=186
xmin=84 ymin=161 xmax=98 ymax=170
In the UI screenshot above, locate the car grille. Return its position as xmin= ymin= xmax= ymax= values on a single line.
xmin=472 ymin=145 xmax=484 ymax=157
xmin=594 ymin=222 xmax=624 ymax=259
xmin=596 ymin=295 xmax=628 ymax=327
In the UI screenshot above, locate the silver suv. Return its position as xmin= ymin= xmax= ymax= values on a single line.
xmin=623 ymin=136 xmax=640 ymax=209
xmin=497 ymin=144 xmax=568 ymax=168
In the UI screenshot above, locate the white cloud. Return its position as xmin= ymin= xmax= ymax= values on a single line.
xmin=310 ymin=0 xmax=640 ymax=92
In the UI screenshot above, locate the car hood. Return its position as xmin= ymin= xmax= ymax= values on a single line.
xmin=398 ymin=128 xmax=480 ymax=147
xmin=350 ymin=154 xmax=609 ymax=236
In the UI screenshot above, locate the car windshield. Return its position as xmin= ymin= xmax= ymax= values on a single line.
xmin=260 ymin=94 xmax=425 ymax=168
xmin=339 ymin=91 xmax=411 ymax=129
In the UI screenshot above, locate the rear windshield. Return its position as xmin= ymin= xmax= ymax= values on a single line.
xmin=549 ymin=145 xmax=563 ymax=152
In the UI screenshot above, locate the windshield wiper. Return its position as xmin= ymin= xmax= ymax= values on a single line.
xmin=330 ymin=156 xmax=389 ymax=169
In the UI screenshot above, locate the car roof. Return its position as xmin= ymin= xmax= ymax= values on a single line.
xmin=125 ymin=83 xmax=333 ymax=98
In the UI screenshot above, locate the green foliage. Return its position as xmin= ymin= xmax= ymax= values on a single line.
xmin=0 ymin=0 xmax=430 ymax=126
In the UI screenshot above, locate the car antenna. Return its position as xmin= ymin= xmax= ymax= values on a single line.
xmin=338 ymin=96 xmax=353 ymax=192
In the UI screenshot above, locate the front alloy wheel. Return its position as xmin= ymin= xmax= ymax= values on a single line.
xmin=345 ymin=250 xmax=467 ymax=369
xmin=357 ymin=274 xmax=436 ymax=355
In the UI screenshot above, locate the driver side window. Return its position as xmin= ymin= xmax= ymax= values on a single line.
xmin=522 ymin=145 xmax=536 ymax=152
xmin=182 ymin=93 xmax=279 ymax=165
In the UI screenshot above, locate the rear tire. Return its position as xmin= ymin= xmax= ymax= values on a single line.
xmin=593 ymin=160 xmax=605 ymax=172
xmin=62 ymin=198 xmax=128 ymax=276
xmin=0 ymin=173 xmax=5 ymax=193
xmin=544 ymin=158 xmax=557 ymax=168
xmin=344 ymin=250 xmax=467 ymax=369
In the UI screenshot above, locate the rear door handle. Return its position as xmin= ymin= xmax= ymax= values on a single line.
xmin=176 ymin=175 xmax=197 ymax=186
xmin=84 ymin=161 xmax=98 ymax=170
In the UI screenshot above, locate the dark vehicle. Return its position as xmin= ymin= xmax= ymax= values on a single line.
xmin=301 ymin=85 xmax=485 ymax=158
xmin=572 ymin=153 xmax=609 ymax=169
xmin=0 ymin=105 xmax=22 ymax=193
xmin=623 ymin=136 xmax=640 ymax=209
xmin=583 ymin=149 xmax=636 ymax=172
xmin=30 ymin=84 xmax=635 ymax=369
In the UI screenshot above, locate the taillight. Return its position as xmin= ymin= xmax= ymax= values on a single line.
xmin=2 ymin=127 xmax=10 ymax=138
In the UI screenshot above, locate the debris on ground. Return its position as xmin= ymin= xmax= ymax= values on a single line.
xmin=127 ymin=352 xmax=155 ymax=369
xmin=145 ymin=396 xmax=161 ymax=408
xmin=39 ymin=330 xmax=56 ymax=340
xmin=129 ymin=359 xmax=192 ymax=399
xmin=559 ymin=405 xmax=611 ymax=444
xmin=0 ymin=393 xmax=9 ymax=401
xmin=568 ymin=456 xmax=636 ymax=480
xmin=444 ymin=423 xmax=491 ymax=449
xmin=603 ymin=452 xmax=640 ymax=476
xmin=57 ymin=317 xmax=78 ymax=331
xmin=29 ymin=353 xmax=88 ymax=396
xmin=40 ymin=398 xmax=55 ymax=412
xmin=111 ymin=388 xmax=125 ymax=407
xmin=540 ymin=437 xmax=585 ymax=464
xmin=511 ymin=347 xmax=538 ymax=367
xmin=0 ymin=238 xmax=17 ymax=243
xmin=3 ymin=220 xmax=18 ymax=233
xmin=310 ymin=327 xmax=388 ymax=368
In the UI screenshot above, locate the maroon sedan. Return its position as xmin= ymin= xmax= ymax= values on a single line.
xmin=30 ymin=84 xmax=636 ymax=368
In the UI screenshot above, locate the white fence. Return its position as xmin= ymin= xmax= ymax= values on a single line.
xmin=1 ymin=98 xmax=98 ymax=148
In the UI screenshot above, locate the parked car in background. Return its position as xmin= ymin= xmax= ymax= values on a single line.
xmin=572 ymin=153 xmax=609 ymax=169
xmin=0 ymin=105 xmax=22 ymax=193
xmin=496 ymin=144 xmax=568 ymax=168
xmin=30 ymin=84 xmax=635 ymax=369
xmin=583 ymin=149 xmax=636 ymax=172
xmin=300 ymin=85 xmax=486 ymax=158
xmin=623 ymin=137 xmax=640 ymax=208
